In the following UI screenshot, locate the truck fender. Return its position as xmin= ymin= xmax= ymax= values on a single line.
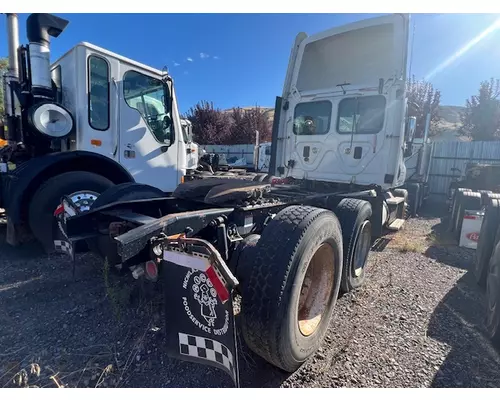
xmin=3 ymin=151 xmax=134 ymax=225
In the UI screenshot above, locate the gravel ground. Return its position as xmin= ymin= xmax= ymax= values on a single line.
xmin=1 ymin=199 xmax=500 ymax=388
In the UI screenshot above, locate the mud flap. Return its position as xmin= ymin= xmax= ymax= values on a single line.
xmin=53 ymin=196 xmax=77 ymax=262
xmin=161 ymin=237 xmax=240 ymax=387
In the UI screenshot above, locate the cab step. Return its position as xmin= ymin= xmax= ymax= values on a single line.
xmin=387 ymin=218 xmax=405 ymax=231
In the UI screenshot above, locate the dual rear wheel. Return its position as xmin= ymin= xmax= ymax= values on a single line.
xmin=238 ymin=199 xmax=372 ymax=372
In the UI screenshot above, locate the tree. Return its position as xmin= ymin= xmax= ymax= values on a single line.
xmin=185 ymin=100 xmax=232 ymax=145
xmin=227 ymin=106 xmax=272 ymax=144
xmin=0 ymin=57 xmax=8 ymax=116
xmin=460 ymin=78 xmax=500 ymax=141
xmin=227 ymin=107 xmax=247 ymax=144
xmin=406 ymin=75 xmax=441 ymax=138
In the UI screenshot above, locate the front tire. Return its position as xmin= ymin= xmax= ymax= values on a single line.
xmin=240 ymin=205 xmax=343 ymax=372
xmin=28 ymin=171 xmax=114 ymax=251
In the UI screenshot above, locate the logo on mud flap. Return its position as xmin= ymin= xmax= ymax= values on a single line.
xmin=182 ymin=270 xmax=229 ymax=336
xmin=466 ymin=232 xmax=480 ymax=242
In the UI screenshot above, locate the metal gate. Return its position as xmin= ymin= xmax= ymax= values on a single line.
xmin=428 ymin=140 xmax=500 ymax=195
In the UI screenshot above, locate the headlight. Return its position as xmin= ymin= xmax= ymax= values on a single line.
xmin=28 ymin=102 xmax=74 ymax=138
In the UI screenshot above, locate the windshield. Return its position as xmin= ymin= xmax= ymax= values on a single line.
xmin=337 ymin=95 xmax=386 ymax=135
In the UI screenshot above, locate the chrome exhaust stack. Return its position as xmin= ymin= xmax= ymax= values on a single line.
xmin=26 ymin=13 xmax=69 ymax=101
xmin=3 ymin=13 xmax=19 ymax=119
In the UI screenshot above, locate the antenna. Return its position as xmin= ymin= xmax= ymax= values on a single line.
xmin=336 ymin=82 xmax=351 ymax=95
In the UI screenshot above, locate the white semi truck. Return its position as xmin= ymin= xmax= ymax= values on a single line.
xmin=0 ymin=13 xmax=198 ymax=250
xmin=2 ymin=13 xmax=425 ymax=384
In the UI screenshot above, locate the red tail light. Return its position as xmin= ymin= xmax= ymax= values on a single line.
xmin=145 ymin=260 xmax=158 ymax=280
xmin=54 ymin=203 xmax=64 ymax=216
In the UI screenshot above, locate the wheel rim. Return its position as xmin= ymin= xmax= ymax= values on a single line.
xmin=58 ymin=190 xmax=100 ymax=216
xmin=297 ymin=243 xmax=335 ymax=337
xmin=353 ymin=221 xmax=371 ymax=277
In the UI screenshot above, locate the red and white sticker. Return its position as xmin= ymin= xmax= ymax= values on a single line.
xmin=205 ymin=265 xmax=230 ymax=303
xmin=466 ymin=232 xmax=480 ymax=242
xmin=163 ymin=249 xmax=230 ymax=303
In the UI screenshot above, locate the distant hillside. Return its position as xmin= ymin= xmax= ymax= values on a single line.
xmin=433 ymin=105 xmax=469 ymax=142
xmin=438 ymin=105 xmax=465 ymax=125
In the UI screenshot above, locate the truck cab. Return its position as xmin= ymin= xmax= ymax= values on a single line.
xmin=273 ymin=14 xmax=410 ymax=190
xmin=0 ymin=13 xmax=192 ymax=250
xmin=50 ymin=42 xmax=187 ymax=192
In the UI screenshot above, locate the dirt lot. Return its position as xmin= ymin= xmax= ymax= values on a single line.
xmin=1 ymin=199 xmax=500 ymax=388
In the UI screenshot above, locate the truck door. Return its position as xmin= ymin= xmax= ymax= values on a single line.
xmin=118 ymin=68 xmax=180 ymax=192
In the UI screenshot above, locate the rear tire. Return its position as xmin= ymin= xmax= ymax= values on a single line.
xmin=28 ymin=171 xmax=114 ymax=251
xmin=393 ymin=188 xmax=408 ymax=202
xmin=483 ymin=192 xmax=500 ymax=207
xmin=449 ymin=188 xmax=470 ymax=231
xmin=393 ymin=188 xmax=409 ymax=218
xmin=474 ymin=199 xmax=500 ymax=289
xmin=406 ymin=183 xmax=421 ymax=217
xmin=486 ymin=241 xmax=500 ymax=347
xmin=240 ymin=205 xmax=343 ymax=372
xmin=252 ymin=173 xmax=269 ymax=182
xmin=454 ymin=191 xmax=482 ymax=241
xmin=335 ymin=198 xmax=372 ymax=293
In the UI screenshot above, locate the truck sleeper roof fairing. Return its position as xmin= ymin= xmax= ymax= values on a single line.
xmin=275 ymin=14 xmax=410 ymax=190
xmin=286 ymin=14 xmax=410 ymax=96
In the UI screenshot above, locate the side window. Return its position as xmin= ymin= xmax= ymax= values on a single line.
xmin=293 ymin=101 xmax=332 ymax=135
xmin=123 ymin=70 xmax=173 ymax=145
xmin=337 ymin=95 xmax=386 ymax=134
xmin=88 ymin=56 xmax=110 ymax=131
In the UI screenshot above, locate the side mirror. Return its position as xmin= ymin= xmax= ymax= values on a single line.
xmin=161 ymin=115 xmax=173 ymax=147
xmin=163 ymin=115 xmax=172 ymax=131
xmin=408 ymin=116 xmax=416 ymax=141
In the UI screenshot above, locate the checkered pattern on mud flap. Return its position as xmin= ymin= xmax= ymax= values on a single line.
xmin=54 ymin=239 xmax=73 ymax=256
xmin=179 ymin=332 xmax=236 ymax=380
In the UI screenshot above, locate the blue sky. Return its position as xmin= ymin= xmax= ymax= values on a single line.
xmin=1 ymin=13 xmax=500 ymax=113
